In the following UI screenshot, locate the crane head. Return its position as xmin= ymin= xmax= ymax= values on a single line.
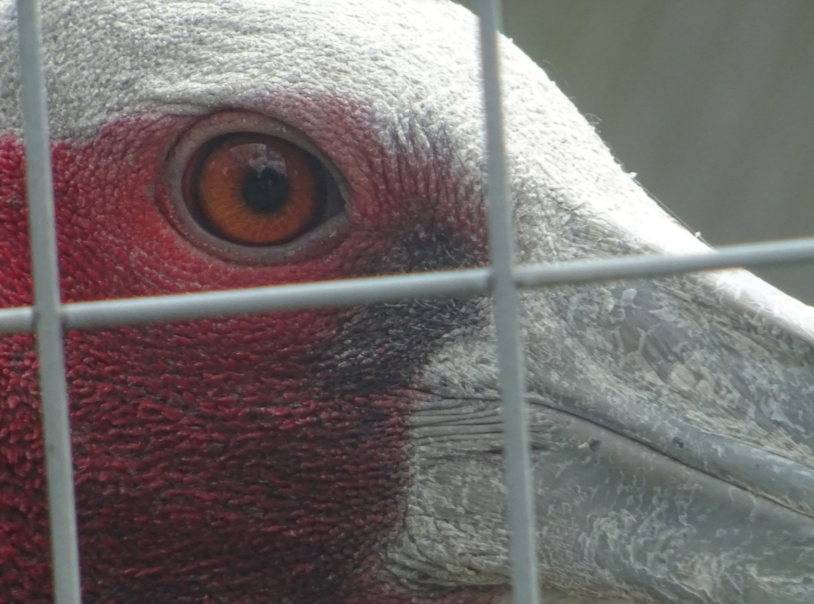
xmin=1 ymin=1 xmax=813 ymax=602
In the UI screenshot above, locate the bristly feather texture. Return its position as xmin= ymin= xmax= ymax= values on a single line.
xmin=1 ymin=1 xmax=814 ymax=603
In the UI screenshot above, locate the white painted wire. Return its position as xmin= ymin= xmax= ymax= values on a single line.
xmin=474 ymin=1 xmax=541 ymax=603
xmin=3 ymin=238 xmax=814 ymax=335
xmin=15 ymin=1 xmax=82 ymax=603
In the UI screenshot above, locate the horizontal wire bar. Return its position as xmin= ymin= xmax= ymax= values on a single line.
xmin=515 ymin=236 xmax=814 ymax=287
xmin=70 ymin=270 xmax=490 ymax=331
xmin=0 ymin=305 xmax=35 ymax=335
xmin=1 ymin=235 xmax=813 ymax=336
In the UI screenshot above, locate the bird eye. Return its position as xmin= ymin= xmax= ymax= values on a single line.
xmin=165 ymin=112 xmax=347 ymax=263
xmin=187 ymin=133 xmax=324 ymax=246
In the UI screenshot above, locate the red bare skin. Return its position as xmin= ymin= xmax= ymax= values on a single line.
xmin=0 ymin=115 xmax=492 ymax=603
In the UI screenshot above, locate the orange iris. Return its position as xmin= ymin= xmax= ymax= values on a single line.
xmin=193 ymin=133 xmax=322 ymax=246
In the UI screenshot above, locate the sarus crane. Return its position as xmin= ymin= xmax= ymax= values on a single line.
xmin=1 ymin=0 xmax=813 ymax=602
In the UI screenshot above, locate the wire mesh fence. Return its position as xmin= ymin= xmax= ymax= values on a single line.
xmin=5 ymin=1 xmax=814 ymax=603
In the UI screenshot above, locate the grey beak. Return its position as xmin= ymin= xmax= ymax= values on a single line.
xmin=395 ymin=265 xmax=814 ymax=603
xmin=523 ymin=269 xmax=814 ymax=602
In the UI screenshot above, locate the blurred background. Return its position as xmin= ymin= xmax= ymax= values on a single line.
xmin=454 ymin=0 xmax=814 ymax=303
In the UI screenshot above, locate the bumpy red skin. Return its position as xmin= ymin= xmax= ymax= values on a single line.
xmin=0 ymin=115 xmax=489 ymax=603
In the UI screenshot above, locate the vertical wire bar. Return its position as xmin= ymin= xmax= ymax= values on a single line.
xmin=473 ymin=1 xmax=541 ymax=603
xmin=16 ymin=1 xmax=83 ymax=603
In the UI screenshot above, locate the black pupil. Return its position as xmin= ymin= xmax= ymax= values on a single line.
xmin=242 ymin=166 xmax=289 ymax=213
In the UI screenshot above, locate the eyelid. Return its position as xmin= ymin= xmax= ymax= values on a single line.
xmin=162 ymin=111 xmax=350 ymax=265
